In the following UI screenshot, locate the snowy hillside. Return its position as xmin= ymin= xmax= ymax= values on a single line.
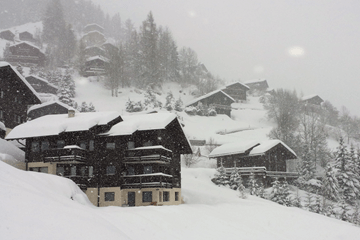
xmin=1 ymin=161 xmax=360 ymax=240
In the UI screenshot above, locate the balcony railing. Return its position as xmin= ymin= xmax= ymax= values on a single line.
xmin=224 ymin=167 xmax=298 ymax=179
xmin=124 ymin=146 xmax=172 ymax=164
xmin=122 ymin=173 xmax=173 ymax=189
xmin=42 ymin=147 xmax=88 ymax=162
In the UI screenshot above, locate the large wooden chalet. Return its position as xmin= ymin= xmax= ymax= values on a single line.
xmin=209 ymin=140 xmax=298 ymax=185
xmin=221 ymin=82 xmax=250 ymax=102
xmin=4 ymin=42 xmax=46 ymax=66
xmin=25 ymin=75 xmax=58 ymax=94
xmin=185 ymin=89 xmax=235 ymax=117
xmin=0 ymin=62 xmax=42 ymax=129
xmin=27 ymin=101 xmax=73 ymax=120
xmin=6 ymin=111 xmax=192 ymax=207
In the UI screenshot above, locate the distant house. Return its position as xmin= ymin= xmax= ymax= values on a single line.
xmin=25 ymin=75 xmax=58 ymax=94
xmin=221 ymin=82 xmax=250 ymax=102
xmin=5 ymin=42 xmax=46 ymax=66
xmin=244 ymin=79 xmax=269 ymax=92
xmin=102 ymin=42 xmax=119 ymax=57
xmin=84 ymin=46 xmax=106 ymax=58
xmin=209 ymin=140 xmax=298 ymax=185
xmin=27 ymin=101 xmax=73 ymax=120
xmin=83 ymin=23 xmax=105 ymax=34
xmin=0 ymin=62 xmax=42 ymax=129
xmin=19 ymin=31 xmax=34 ymax=42
xmin=301 ymin=94 xmax=324 ymax=106
xmin=83 ymin=56 xmax=109 ymax=77
xmin=185 ymin=89 xmax=235 ymax=117
xmin=0 ymin=30 xmax=15 ymax=41
xmin=6 ymin=111 xmax=192 ymax=207
xmin=81 ymin=30 xmax=106 ymax=48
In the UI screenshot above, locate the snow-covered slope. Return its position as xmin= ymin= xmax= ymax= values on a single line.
xmin=1 ymin=161 xmax=360 ymax=240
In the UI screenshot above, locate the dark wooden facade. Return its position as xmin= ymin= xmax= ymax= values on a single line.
xmin=301 ymin=95 xmax=323 ymax=106
xmin=186 ymin=90 xmax=235 ymax=117
xmin=27 ymin=101 xmax=71 ymax=120
xmin=0 ymin=64 xmax=41 ymax=129
xmin=19 ymin=31 xmax=34 ymax=42
xmin=244 ymin=79 xmax=269 ymax=92
xmin=83 ymin=57 xmax=109 ymax=77
xmin=222 ymin=82 xmax=249 ymax=102
xmin=0 ymin=30 xmax=15 ymax=41
xmin=25 ymin=75 xmax=58 ymax=94
xmin=5 ymin=42 xmax=45 ymax=66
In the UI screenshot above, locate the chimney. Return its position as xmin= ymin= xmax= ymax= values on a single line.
xmin=68 ymin=107 xmax=75 ymax=118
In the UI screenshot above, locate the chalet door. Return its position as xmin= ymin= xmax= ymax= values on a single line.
xmin=128 ymin=192 xmax=135 ymax=206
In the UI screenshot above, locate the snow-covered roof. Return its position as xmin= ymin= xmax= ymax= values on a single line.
xmin=0 ymin=22 xmax=42 ymax=36
xmin=0 ymin=62 xmax=42 ymax=102
xmin=244 ymin=79 xmax=268 ymax=84
xmin=6 ymin=111 xmax=121 ymax=139
xmin=10 ymin=41 xmax=45 ymax=54
xmin=25 ymin=75 xmax=58 ymax=89
xmin=0 ymin=138 xmax=25 ymax=161
xmin=209 ymin=140 xmax=260 ymax=158
xmin=86 ymin=55 xmax=109 ymax=63
xmin=223 ymin=81 xmax=250 ymax=90
xmin=84 ymin=23 xmax=104 ymax=30
xmin=103 ymin=113 xmax=178 ymax=136
xmin=82 ymin=30 xmax=105 ymax=37
xmin=249 ymin=139 xmax=297 ymax=157
xmin=0 ymin=29 xmax=14 ymax=34
xmin=27 ymin=100 xmax=75 ymax=114
xmin=301 ymin=94 xmax=323 ymax=102
xmin=128 ymin=145 xmax=172 ymax=152
xmin=185 ymin=89 xmax=235 ymax=107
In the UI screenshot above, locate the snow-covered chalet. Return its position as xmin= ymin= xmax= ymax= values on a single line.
xmin=6 ymin=111 xmax=192 ymax=207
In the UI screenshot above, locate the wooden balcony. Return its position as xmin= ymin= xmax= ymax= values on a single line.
xmin=224 ymin=167 xmax=298 ymax=179
xmin=122 ymin=173 xmax=173 ymax=189
xmin=41 ymin=147 xmax=87 ymax=163
xmin=124 ymin=146 xmax=172 ymax=164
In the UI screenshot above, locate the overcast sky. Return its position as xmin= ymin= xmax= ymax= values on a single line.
xmin=91 ymin=0 xmax=360 ymax=116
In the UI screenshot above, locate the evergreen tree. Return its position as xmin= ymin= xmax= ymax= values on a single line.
xmin=16 ymin=65 xmax=24 ymax=76
xmin=229 ymin=168 xmax=244 ymax=190
xmin=312 ymin=194 xmax=323 ymax=214
xmin=213 ymin=166 xmax=229 ymax=187
xmin=165 ymin=91 xmax=175 ymax=111
xmin=304 ymin=191 xmax=314 ymax=211
xmin=321 ymin=163 xmax=340 ymax=201
xmin=143 ymin=86 xmax=162 ymax=109
xmin=174 ymin=97 xmax=183 ymax=112
xmin=256 ymin=182 xmax=266 ymax=199
xmin=270 ymin=179 xmax=292 ymax=206
xmin=247 ymin=173 xmax=258 ymax=195
xmin=88 ymin=102 xmax=96 ymax=112
xmin=292 ymin=189 xmax=302 ymax=208
xmin=337 ymin=200 xmax=351 ymax=222
xmin=79 ymin=102 xmax=88 ymax=112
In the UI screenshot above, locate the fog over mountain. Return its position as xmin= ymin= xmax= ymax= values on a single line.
xmin=90 ymin=0 xmax=360 ymax=116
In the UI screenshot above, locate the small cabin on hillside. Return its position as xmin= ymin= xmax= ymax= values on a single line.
xmin=25 ymin=75 xmax=58 ymax=94
xmin=83 ymin=56 xmax=109 ymax=77
xmin=209 ymin=140 xmax=298 ymax=185
xmin=5 ymin=42 xmax=45 ymax=66
xmin=244 ymin=79 xmax=269 ymax=92
xmin=0 ymin=30 xmax=15 ymax=41
xmin=221 ymin=82 xmax=250 ymax=102
xmin=6 ymin=111 xmax=192 ymax=207
xmin=0 ymin=62 xmax=41 ymax=129
xmin=19 ymin=31 xmax=34 ymax=42
xmin=185 ymin=90 xmax=235 ymax=117
xmin=301 ymin=94 xmax=324 ymax=106
xmin=27 ymin=101 xmax=73 ymax=120
xmin=102 ymin=42 xmax=119 ymax=56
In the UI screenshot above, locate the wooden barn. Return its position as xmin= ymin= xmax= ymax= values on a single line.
xmin=209 ymin=140 xmax=298 ymax=185
xmin=19 ymin=31 xmax=34 ymax=42
xmin=25 ymin=75 xmax=58 ymax=94
xmin=5 ymin=42 xmax=46 ymax=66
xmin=301 ymin=94 xmax=324 ymax=106
xmin=221 ymin=82 xmax=250 ymax=102
xmin=0 ymin=30 xmax=15 ymax=41
xmin=185 ymin=90 xmax=235 ymax=117
xmin=0 ymin=62 xmax=41 ymax=129
xmin=244 ymin=79 xmax=269 ymax=92
xmin=27 ymin=101 xmax=73 ymax=120
xmin=6 ymin=111 xmax=191 ymax=207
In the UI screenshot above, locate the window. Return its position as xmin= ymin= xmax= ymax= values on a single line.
xmin=163 ymin=191 xmax=170 ymax=202
xmin=106 ymin=165 xmax=116 ymax=175
xmin=106 ymin=142 xmax=115 ymax=149
xmin=0 ymin=110 xmax=3 ymax=119
xmin=80 ymin=166 xmax=86 ymax=176
xmin=88 ymin=166 xmax=94 ymax=177
xmin=105 ymin=192 xmax=115 ymax=201
xmin=56 ymin=166 xmax=64 ymax=176
xmin=80 ymin=141 xmax=87 ymax=150
xmin=31 ymin=141 xmax=40 ymax=152
xmin=29 ymin=167 xmax=48 ymax=173
xmin=142 ymin=191 xmax=152 ymax=202
xmin=127 ymin=166 xmax=135 ymax=175
xmin=0 ymin=90 xmax=3 ymax=98
xmin=70 ymin=165 xmax=76 ymax=176
xmin=175 ymin=192 xmax=179 ymax=201
xmin=57 ymin=140 xmax=65 ymax=148
xmin=14 ymin=96 xmax=17 ymax=103
xmin=41 ymin=141 xmax=49 ymax=151
xmin=89 ymin=140 xmax=94 ymax=151
xmin=127 ymin=141 xmax=135 ymax=149
xmin=144 ymin=166 xmax=152 ymax=174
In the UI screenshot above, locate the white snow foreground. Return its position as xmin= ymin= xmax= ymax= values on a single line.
xmin=1 ymin=162 xmax=360 ymax=240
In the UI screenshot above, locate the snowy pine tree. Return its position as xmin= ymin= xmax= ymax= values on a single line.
xmin=270 ymin=179 xmax=292 ymax=206
xmin=337 ymin=200 xmax=351 ymax=222
xmin=247 ymin=173 xmax=258 ymax=195
xmin=229 ymin=168 xmax=244 ymax=190
xmin=165 ymin=91 xmax=175 ymax=111
xmin=213 ymin=166 xmax=229 ymax=187
xmin=300 ymin=144 xmax=315 ymax=181
xmin=321 ymin=163 xmax=340 ymax=201
xmin=88 ymin=102 xmax=96 ymax=112
xmin=79 ymin=102 xmax=88 ymax=112
xmin=174 ymin=97 xmax=183 ymax=112
xmin=304 ymin=191 xmax=314 ymax=211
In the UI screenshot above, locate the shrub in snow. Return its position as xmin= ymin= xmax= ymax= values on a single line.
xmin=270 ymin=179 xmax=292 ymax=206
xmin=212 ymin=166 xmax=229 ymax=187
xmin=144 ymin=87 xmax=162 ymax=110
xmin=207 ymin=106 xmax=217 ymax=116
xmin=126 ymin=98 xmax=143 ymax=112
xmin=184 ymin=106 xmax=197 ymax=115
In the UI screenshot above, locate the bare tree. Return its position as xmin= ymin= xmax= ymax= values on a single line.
xmin=182 ymin=146 xmax=199 ymax=167
xmin=205 ymin=137 xmax=218 ymax=154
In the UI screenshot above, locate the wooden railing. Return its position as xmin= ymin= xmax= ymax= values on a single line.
xmin=224 ymin=167 xmax=299 ymax=178
xmin=122 ymin=173 xmax=173 ymax=189
xmin=42 ymin=148 xmax=87 ymax=162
